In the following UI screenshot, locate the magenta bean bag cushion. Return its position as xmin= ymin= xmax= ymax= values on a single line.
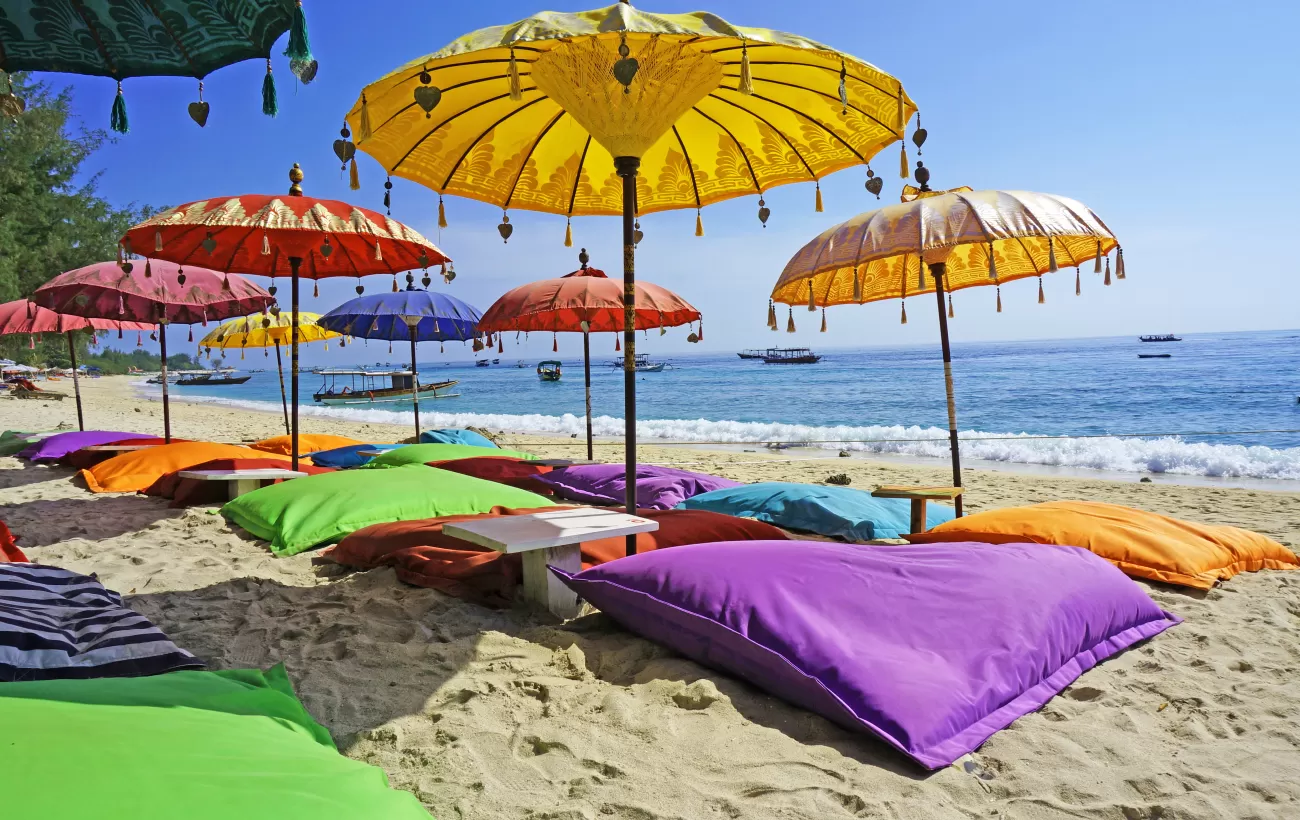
xmin=553 ymin=540 xmax=1180 ymax=769
xmin=18 ymin=431 xmax=144 ymax=463
xmin=535 ymin=463 xmax=741 ymax=510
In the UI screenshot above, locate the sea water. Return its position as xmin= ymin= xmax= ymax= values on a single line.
xmin=162 ymin=329 xmax=1300 ymax=482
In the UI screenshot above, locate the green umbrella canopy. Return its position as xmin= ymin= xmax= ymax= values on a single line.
xmin=0 ymin=0 xmax=314 ymax=131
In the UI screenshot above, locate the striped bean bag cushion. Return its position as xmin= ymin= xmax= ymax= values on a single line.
xmin=0 ymin=563 xmax=204 ymax=681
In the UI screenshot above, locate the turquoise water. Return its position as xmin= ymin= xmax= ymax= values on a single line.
xmin=163 ymin=329 xmax=1300 ymax=480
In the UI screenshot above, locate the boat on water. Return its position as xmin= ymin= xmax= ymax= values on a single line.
xmin=492 ymin=358 xmax=501 ymax=364
xmin=738 ymin=349 xmax=770 ymax=360
xmin=762 ymin=348 xmax=822 ymax=364
xmin=312 ymin=369 xmax=459 ymax=405
xmin=1138 ymin=354 xmax=1172 ymax=359
xmin=174 ymin=370 xmax=252 ymax=386
xmin=1139 ymin=334 xmax=1182 ymax=342
xmin=609 ymin=353 xmax=667 ymax=372
xmin=537 ymin=360 xmax=562 ymax=381
xmin=475 ymin=359 xmax=491 ymax=367
xmin=516 ymin=360 xmax=528 ymax=368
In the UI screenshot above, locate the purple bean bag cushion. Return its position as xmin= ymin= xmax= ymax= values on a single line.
xmin=536 ymin=463 xmax=741 ymax=510
xmin=553 ymin=540 xmax=1180 ymax=769
xmin=18 ymin=431 xmax=143 ymax=463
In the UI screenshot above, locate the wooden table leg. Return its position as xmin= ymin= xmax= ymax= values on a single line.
xmin=521 ymin=543 xmax=582 ymax=620
xmin=229 ymin=478 xmax=262 ymax=500
xmin=910 ymin=499 xmax=928 ymax=535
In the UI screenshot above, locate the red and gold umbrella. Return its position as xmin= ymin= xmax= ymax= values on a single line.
xmin=477 ymin=249 xmax=700 ymax=458
xmin=0 ymin=299 xmax=153 ymax=431
xmin=34 ymin=260 xmax=274 ymax=442
xmin=120 ymin=164 xmax=451 ymax=466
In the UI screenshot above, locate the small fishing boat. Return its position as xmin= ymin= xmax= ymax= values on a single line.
xmin=538 ymin=360 xmax=562 ymax=381
xmin=475 ymin=359 xmax=491 ymax=367
xmin=1138 ymin=354 xmax=1172 ymax=359
xmin=738 ymin=349 xmax=770 ymax=360
xmin=492 ymin=358 xmax=501 ymax=364
xmin=1139 ymin=334 xmax=1182 ymax=342
xmin=175 ymin=370 xmax=251 ymax=386
xmin=516 ymin=360 xmax=528 ymax=368
xmin=609 ymin=353 xmax=666 ymax=372
xmin=762 ymin=348 xmax=822 ymax=364
xmin=313 ymin=369 xmax=459 ymax=405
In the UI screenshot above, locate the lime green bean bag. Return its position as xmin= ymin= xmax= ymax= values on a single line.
xmin=366 ymin=442 xmax=535 ymax=468
xmin=222 ymin=463 xmax=555 ymax=556
xmin=0 ymin=664 xmax=430 ymax=819
xmin=0 ymin=429 xmax=53 ymax=456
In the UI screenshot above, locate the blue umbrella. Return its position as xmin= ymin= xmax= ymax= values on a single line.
xmin=319 ymin=286 xmax=482 ymax=437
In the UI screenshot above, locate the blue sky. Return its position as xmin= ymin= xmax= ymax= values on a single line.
xmin=51 ymin=0 xmax=1300 ymax=363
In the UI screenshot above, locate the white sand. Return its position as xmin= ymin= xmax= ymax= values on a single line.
xmin=3 ymin=376 xmax=1299 ymax=819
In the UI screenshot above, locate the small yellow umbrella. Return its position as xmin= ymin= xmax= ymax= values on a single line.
xmin=198 ymin=312 xmax=342 ymax=435
xmin=347 ymin=0 xmax=916 ymax=557
xmin=771 ymin=187 xmax=1123 ymax=514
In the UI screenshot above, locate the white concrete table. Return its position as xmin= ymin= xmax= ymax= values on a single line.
xmin=176 ymin=468 xmax=309 ymax=500
xmin=443 ymin=508 xmax=659 ymax=619
xmin=82 ymin=444 xmax=163 ymax=453
xmin=355 ymin=448 xmax=398 ymax=459
xmin=533 ymin=458 xmax=600 ymax=467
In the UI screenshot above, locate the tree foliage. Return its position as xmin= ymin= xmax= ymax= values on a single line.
xmin=0 ymin=72 xmax=158 ymax=364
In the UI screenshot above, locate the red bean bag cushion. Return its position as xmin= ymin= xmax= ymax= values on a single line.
xmin=0 ymin=521 xmax=26 ymax=563
xmin=425 ymin=456 xmax=557 ymax=495
xmin=320 ymin=508 xmax=789 ymax=606
xmin=144 ymin=458 xmax=334 ymax=507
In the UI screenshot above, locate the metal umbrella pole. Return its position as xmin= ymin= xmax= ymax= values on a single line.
xmin=615 ymin=156 xmax=640 ymax=557
xmin=157 ymin=321 xmax=171 ymax=443
xmin=583 ymin=329 xmax=594 ymax=461
xmin=929 ymin=262 xmax=964 ymax=517
xmin=274 ymin=340 xmax=290 ymax=435
xmin=288 ymin=258 xmax=301 ymax=472
xmin=66 ymin=331 xmax=84 ymax=431
xmin=407 ymin=317 xmax=421 ymax=440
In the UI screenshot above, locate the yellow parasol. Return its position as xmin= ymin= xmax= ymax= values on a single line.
xmin=347 ymin=0 xmax=916 ymax=557
xmin=198 ymin=312 xmax=342 ymax=435
xmin=771 ymin=187 xmax=1123 ymax=515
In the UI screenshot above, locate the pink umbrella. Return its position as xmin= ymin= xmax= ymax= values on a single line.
xmin=0 ymin=300 xmax=153 ymax=431
xmin=33 ymin=260 xmax=274 ymax=441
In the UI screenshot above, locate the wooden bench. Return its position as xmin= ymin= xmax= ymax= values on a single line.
xmin=870 ymin=485 xmax=964 ymax=534
xmin=443 ymin=508 xmax=659 ymax=619
xmin=176 ymin=468 xmax=309 ymax=500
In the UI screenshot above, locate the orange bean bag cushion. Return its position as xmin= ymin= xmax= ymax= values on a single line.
xmin=80 ymin=442 xmax=292 ymax=494
xmin=249 ymin=434 xmax=361 ymax=456
xmin=321 ymin=508 xmax=790 ymax=606
xmin=0 ymin=521 xmax=26 ymax=563
xmin=906 ymin=501 xmax=1299 ymax=590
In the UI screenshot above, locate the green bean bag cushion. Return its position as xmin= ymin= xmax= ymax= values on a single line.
xmin=0 ymin=664 xmax=430 ymax=819
xmin=366 ymin=442 xmax=535 ymax=468
xmin=222 ymin=463 xmax=554 ymax=556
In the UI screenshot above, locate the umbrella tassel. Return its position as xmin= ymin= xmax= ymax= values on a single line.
xmin=222 ymin=274 xmax=231 ymax=291
xmin=28 ymin=335 xmax=34 ymax=350
xmin=143 ymin=259 xmax=152 ymax=279
xmin=807 ymin=280 xmax=816 ymax=311
xmin=498 ymin=336 xmax=504 ymax=353
xmin=615 ymin=335 xmax=620 ymax=352
xmin=900 ymin=301 xmax=907 ymax=325
xmin=988 ymin=243 xmax=998 ymax=280
xmin=695 ymin=210 xmax=704 ymax=237
xmin=997 ymin=287 xmax=1002 ymax=313
xmin=374 ymin=241 xmax=383 ymax=261
xmin=240 ymin=347 xmax=245 ymax=360
xmin=564 ymin=218 xmax=573 ymax=247
xmin=261 ymin=233 xmax=271 ymax=255
xmin=118 ymin=295 xmax=125 ymax=316
xmin=154 ymin=231 xmax=163 ymax=252
xmin=767 ymin=300 xmax=777 ymax=330
xmin=1038 ymin=277 xmax=1046 ymax=304
xmin=838 ymin=59 xmax=848 ymax=114
xmin=697 ymin=320 xmax=703 ymax=341
xmin=1076 ymin=269 xmax=1081 ymax=295
xmin=358 ymin=93 xmax=372 ymax=142
xmin=1094 ymin=241 xmax=1103 ymax=273
xmin=349 ymin=157 xmax=359 ymax=190
xmin=313 ymin=279 xmax=319 ymax=298
xmin=948 ymin=294 xmax=954 ymax=318
xmin=392 ymin=274 xmax=398 ymax=292
xmin=388 ymin=340 xmax=392 ymax=354
xmin=508 ymin=48 xmax=522 ymax=101
xmin=110 ymin=82 xmax=128 ymax=134
xmin=187 ymin=326 xmax=193 ymax=342
xmin=815 ymin=182 xmax=824 ymax=213
xmin=136 ymin=331 xmax=142 ymax=346
xmin=552 ymin=333 xmax=558 ymax=352
xmin=897 ymin=85 xmax=907 ymax=178
xmin=786 ymin=307 xmax=796 ymax=333
xmin=438 ymin=195 xmax=448 ymax=229
xmin=1048 ymin=239 xmax=1058 ymax=273
xmin=1104 ymin=256 xmax=1112 ymax=286
xmin=440 ymin=343 xmax=444 ymax=353
xmin=738 ymin=42 xmax=754 ymax=95
xmin=820 ymin=309 xmax=827 ymax=333
xmin=1115 ymin=248 xmax=1126 ymax=279
xmin=262 ymin=60 xmax=278 ymax=117
xmin=285 ymin=0 xmax=312 ymax=64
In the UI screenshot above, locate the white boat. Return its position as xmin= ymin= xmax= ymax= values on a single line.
xmin=609 ymin=353 xmax=667 ymax=372
xmin=313 ymin=369 xmax=458 ymax=405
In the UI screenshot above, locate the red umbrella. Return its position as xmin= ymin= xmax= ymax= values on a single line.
xmin=120 ymin=164 xmax=451 ymax=468
xmin=33 ymin=260 xmax=274 ymax=442
xmin=477 ymin=249 xmax=701 ymax=459
xmin=0 ymin=300 xmax=153 ymax=431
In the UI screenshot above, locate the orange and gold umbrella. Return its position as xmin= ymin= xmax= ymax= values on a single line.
xmin=771 ymin=187 xmax=1123 ymax=514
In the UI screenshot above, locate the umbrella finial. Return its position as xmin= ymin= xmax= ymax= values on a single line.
xmin=288 ymin=163 xmax=304 ymax=196
xmin=578 ymin=247 xmax=590 ymax=269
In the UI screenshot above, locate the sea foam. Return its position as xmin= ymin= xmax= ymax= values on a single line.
xmin=167 ymin=391 xmax=1300 ymax=481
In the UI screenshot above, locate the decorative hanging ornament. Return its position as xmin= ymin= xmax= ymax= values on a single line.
xmin=498 ymin=212 xmax=513 ymax=243
xmin=900 ymin=300 xmax=908 ymax=325
xmin=807 ymin=280 xmax=816 ymax=311
xmin=564 ymin=218 xmax=573 ymax=247
xmin=838 ymin=59 xmax=848 ymax=115
xmin=852 ymin=269 xmax=863 ymax=301
xmin=948 ymin=294 xmax=954 ymax=319
xmin=1104 ymin=255 xmax=1112 ymax=286
xmin=615 ymin=334 xmax=620 ymax=352
xmin=201 ymin=232 xmax=217 ymax=254
xmin=633 ymin=219 xmax=644 ymax=245
xmin=612 ymin=35 xmax=638 ymax=93
xmin=391 ymin=274 xmax=399 ymax=292
xmin=154 ymin=231 xmax=163 ymax=252
xmin=422 ymin=272 xmax=432 ymax=288
xmin=262 ymin=59 xmax=278 ymax=118
xmin=261 ymin=233 xmax=271 ymax=256
xmin=1047 ymin=238 xmax=1058 ymax=272
xmin=111 ymin=81 xmax=129 ymax=134
xmin=383 ymin=176 xmax=392 ymax=215
xmin=188 ymin=81 xmax=210 ymax=127
xmin=911 ymin=113 xmax=927 ymax=155
xmin=313 ymin=279 xmax=319 ymax=298
xmin=413 ymin=68 xmax=441 ymax=117
xmin=897 ymin=84 xmax=907 ymax=178
xmin=988 ymin=242 xmax=998 ymax=280
xmin=1094 ymin=241 xmax=1103 ymax=273
xmin=438 ymin=194 xmax=447 ymax=229
xmin=1075 ymin=269 xmax=1082 ymax=296
xmin=815 ymin=182 xmax=824 ymax=213
xmin=695 ymin=210 xmax=704 ymax=237
xmin=767 ymin=299 xmax=777 ymax=330
xmin=865 ymin=167 xmax=882 ymax=199
xmin=358 ymin=92 xmax=372 ymax=141
xmin=996 ymin=287 xmax=1003 ymax=313
xmin=176 ymin=267 xmax=186 ymax=286
xmin=143 ymin=259 xmax=152 ymax=279
xmin=757 ymin=196 xmax=770 ymax=227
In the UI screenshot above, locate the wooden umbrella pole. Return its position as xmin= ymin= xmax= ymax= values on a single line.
xmin=583 ymin=330 xmax=593 ymax=461
xmin=158 ymin=322 xmax=171 ymax=443
xmin=615 ymin=155 xmax=640 ymax=557
xmin=289 ymin=258 xmax=301 ymax=472
xmin=409 ymin=321 xmax=421 ymax=440
xmin=274 ymin=341 xmax=290 ymax=435
xmin=66 ymin=331 xmax=84 ymax=431
xmin=930 ymin=262 xmax=964 ymax=517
